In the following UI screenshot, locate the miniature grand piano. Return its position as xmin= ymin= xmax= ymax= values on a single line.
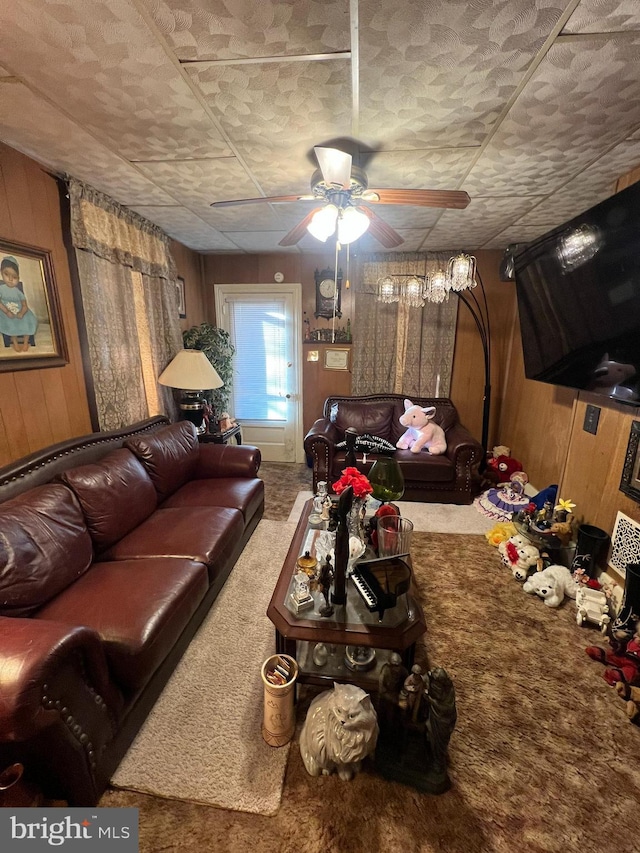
xmin=351 ymin=554 xmax=412 ymax=621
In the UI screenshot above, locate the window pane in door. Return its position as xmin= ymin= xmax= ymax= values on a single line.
xmin=227 ymin=298 xmax=288 ymax=421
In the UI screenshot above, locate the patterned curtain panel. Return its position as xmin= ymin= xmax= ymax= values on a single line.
xmin=353 ymin=253 xmax=458 ymax=397
xmin=68 ymin=178 xmax=181 ymax=429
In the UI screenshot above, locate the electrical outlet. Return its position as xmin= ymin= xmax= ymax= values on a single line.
xmin=583 ymin=404 xmax=600 ymax=434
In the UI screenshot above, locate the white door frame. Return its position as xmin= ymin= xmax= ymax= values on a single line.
xmin=213 ymin=283 xmax=305 ymax=463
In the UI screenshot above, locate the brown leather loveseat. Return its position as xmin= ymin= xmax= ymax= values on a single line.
xmin=304 ymin=394 xmax=483 ymax=504
xmin=0 ymin=416 xmax=263 ymax=805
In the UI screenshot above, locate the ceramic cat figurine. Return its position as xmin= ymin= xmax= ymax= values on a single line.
xmin=299 ymin=683 xmax=378 ymax=780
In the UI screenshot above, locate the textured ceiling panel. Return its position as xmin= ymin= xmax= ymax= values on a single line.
xmin=186 ymin=59 xmax=352 ymax=194
xmin=0 ymin=80 xmax=174 ymax=205
xmin=361 ymin=205 xmax=443 ymax=229
xmin=483 ymin=225 xmax=552 ymax=249
xmin=513 ymin=137 xmax=640 ymax=228
xmin=358 ymin=0 xmax=566 ymax=150
xmin=200 ymin=200 xmax=318 ymax=231
xmin=427 ymin=196 xmax=541 ymax=250
xmin=136 ymin=158 xmax=260 ymax=206
xmin=0 ymin=0 xmax=231 ymax=161
xmin=364 ymin=147 xmax=479 ymax=189
xmin=355 ymin=228 xmax=431 ymax=252
xmin=220 ymin=231 xmax=299 ymax=251
xmin=564 ymin=0 xmax=640 ymax=33
xmin=463 ymin=35 xmax=640 ymax=198
xmin=131 ymin=205 xmax=240 ymax=250
xmin=145 ymin=0 xmax=350 ymax=60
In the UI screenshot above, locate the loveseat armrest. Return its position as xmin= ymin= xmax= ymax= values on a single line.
xmin=0 ymin=618 xmax=121 ymax=743
xmin=445 ymin=422 xmax=483 ymax=483
xmin=195 ymin=443 xmax=261 ymax=479
xmin=304 ymin=418 xmax=341 ymax=445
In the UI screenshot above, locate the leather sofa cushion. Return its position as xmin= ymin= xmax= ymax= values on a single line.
xmin=329 ymin=400 xmax=395 ymax=441
xmin=125 ymin=421 xmax=199 ymax=502
xmin=100 ymin=506 xmax=245 ymax=583
xmin=0 ymin=485 xmax=93 ymax=617
xmin=59 ymin=449 xmax=158 ymax=551
xmin=331 ymin=450 xmax=454 ymax=483
xmin=160 ymin=478 xmax=264 ymax=525
xmin=36 ymin=558 xmax=208 ymax=693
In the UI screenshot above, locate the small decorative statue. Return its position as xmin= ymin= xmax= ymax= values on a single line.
xmin=396 ymin=399 xmax=447 ymax=455
xmin=299 ymin=682 xmax=379 ymax=780
xmin=378 ymin=653 xmax=408 ymax=726
xmin=317 ymin=554 xmax=334 ymax=617
xmin=399 ymin=664 xmax=427 ymax=724
xmin=425 ymin=668 xmax=458 ymax=778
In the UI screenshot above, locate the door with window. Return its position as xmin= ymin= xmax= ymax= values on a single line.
xmin=213 ymin=284 xmax=303 ymax=462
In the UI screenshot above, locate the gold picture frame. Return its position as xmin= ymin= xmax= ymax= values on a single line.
xmin=0 ymin=238 xmax=68 ymax=371
xmin=323 ymin=347 xmax=350 ymax=371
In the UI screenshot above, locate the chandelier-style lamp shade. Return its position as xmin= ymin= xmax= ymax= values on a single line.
xmin=376 ymin=275 xmax=400 ymax=303
xmin=307 ymin=204 xmax=339 ymax=242
xmin=402 ymin=275 xmax=425 ymax=308
xmin=448 ymin=253 xmax=477 ymax=292
xmin=337 ymin=206 xmax=370 ymax=244
xmin=425 ymin=268 xmax=449 ymax=304
xmin=158 ymin=349 xmax=223 ymax=434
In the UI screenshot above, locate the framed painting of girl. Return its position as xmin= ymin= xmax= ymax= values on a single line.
xmin=0 ymin=239 xmax=68 ymax=371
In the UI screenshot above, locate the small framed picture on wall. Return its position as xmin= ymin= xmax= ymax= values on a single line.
xmin=323 ymin=347 xmax=350 ymax=371
xmin=176 ymin=276 xmax=186 ymax=319
xmin=0 ymin=238 xmax=68 ymax=372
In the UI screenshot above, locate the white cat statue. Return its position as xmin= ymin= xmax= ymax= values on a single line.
xmin=299 ymin=682 xmax=379 ymax=781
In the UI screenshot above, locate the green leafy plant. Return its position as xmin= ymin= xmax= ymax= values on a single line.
xmin=182 ymin=323 xmax=235 ymax=416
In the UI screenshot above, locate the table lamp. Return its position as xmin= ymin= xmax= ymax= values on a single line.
xmin=158 ymin=349 xmax=223 ymax=434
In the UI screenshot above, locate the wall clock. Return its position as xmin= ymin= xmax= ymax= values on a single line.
xmin=314 ymin=267 xmax=342 ymax=319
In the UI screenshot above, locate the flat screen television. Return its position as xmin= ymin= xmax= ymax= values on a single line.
xmin=513 ymin=179 xmax=640 ymax=406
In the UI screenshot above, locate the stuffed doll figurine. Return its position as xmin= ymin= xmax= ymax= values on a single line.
xmin=396 ymin=400 xmax=447 ymax=455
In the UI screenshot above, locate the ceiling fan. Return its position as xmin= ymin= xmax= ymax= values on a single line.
xmin=210 ymin=146 xmax=470 ymax=249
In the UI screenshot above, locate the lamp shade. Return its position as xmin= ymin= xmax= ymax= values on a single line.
xmin=158 ymin=349 xmax=223 ymax=391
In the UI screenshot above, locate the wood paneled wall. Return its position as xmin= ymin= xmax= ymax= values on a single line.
xmin=171 ymin=239 xmax=207 ymax=333
xmin=0 ymin=144 xmax=92 ymax=466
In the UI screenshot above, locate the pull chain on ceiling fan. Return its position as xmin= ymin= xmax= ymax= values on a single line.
xmin=210 ymin=146 xmax=470 ymax=249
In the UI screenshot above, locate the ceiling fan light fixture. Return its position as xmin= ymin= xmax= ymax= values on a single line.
xmin=336 ymin=206 xmax=370 ymax=244
xmin=306 ymin=204 xmax=339 ymax=242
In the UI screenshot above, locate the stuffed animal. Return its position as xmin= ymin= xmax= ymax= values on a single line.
xmin=498 ymin=534 xmax=540 ymax=581
xmin=484 ymin=521 xmax=517 ymax=547
xmin=396 ymin=400 xmax=447 ymax=455
xmin=486 ymin=446 xmax=524 ymax=484
xmin=615 ymin=681 xmax=640 ymax=722
xmin=522 ymin=564 xmax=578 ymax=607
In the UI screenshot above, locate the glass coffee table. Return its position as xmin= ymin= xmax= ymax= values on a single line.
xmin=266 ymin=500 xmax=427 ymax=692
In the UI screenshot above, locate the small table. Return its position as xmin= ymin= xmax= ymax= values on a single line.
xmin=266 ymin=500 xmax=427 ymax=693
xmin=199 ymin=423 xmax=242 ymax=445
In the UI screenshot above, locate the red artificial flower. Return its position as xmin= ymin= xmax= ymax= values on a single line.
xmin=333 ymin=467 xmax=373 ymax=499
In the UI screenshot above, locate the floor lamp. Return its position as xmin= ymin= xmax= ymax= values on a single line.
xmin=375 ymin=254 xmax=491 ymax=460
xmin=158 ymin=349 xmax=223 ymax=434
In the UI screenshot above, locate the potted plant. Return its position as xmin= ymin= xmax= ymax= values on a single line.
xmin=182 ymin=323 xmax=235 ymax=418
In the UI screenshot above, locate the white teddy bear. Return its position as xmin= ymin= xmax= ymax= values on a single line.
xmin=522 ymin=564 xmax=578 ymax=608
xmin=498 ymin=535 xmax=540 ymax=581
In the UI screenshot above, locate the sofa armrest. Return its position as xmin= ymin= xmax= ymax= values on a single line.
xmin=195 ymin=443 xmax=261 ymax=479
xmin=304 ymin=418 xmax=340 ymax=447
xmin=304 ymin=419 xmax=341 ymax=491
xmin=0 ymin=618 xmax=121 ymax=743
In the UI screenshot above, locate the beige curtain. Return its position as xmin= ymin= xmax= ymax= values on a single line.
xmin=68 ymin=178 xmax=181 ymax=430
xmin=352 ymin=253 xmax=458 ymax=397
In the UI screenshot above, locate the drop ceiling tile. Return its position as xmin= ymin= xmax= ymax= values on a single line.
xmin=362 ymin=205 xmax=443 ymax=229
xmin=131 ymin=206 xmax=239 ymax=250
xmin=136 ymin=159 xmax=261 ymax=206
xmin=147 ymin=0 xmax=350 ymax=61
xmin=199 ymin=201 xmax=318 ymax=231
xmin=359 ymin=229 xmax=430 ymax=252
xmin=564 ymin=0 xmax=640 ymax=33
xmin=186 ymin=59 xmax=352 ymax=193
xmin=482 ymin=226 xmax=550 ymax=249
xmin=0 ymin=0 xmax=230 ymax=161
xmin=365 ymin=148 xmax=478 ymax=190
xmin=514 ymin=136 xmax=640 ymax=228
xmin=0 ymin=80 xmax=174 ymax=205
xmin=427 ymin=196 xmax=540 ymax=250
xmin=464 ymin=35 xmax=640 ymax=198
xmin=359 ymin=0 xmax=566 ymax=150
xmin=220 ymin=231 xmax=300 ymax=252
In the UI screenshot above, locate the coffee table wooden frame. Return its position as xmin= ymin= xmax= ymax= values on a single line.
xmin=267 ymin=500 xmax=427 ymax=691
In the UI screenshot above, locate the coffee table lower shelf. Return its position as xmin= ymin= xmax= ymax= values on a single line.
xmin=275 ymin=634 xmax=417 ymax=692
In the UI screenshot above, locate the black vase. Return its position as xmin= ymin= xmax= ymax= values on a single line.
xmin=611 ymin=563 xmax=640 ymax=643
xmin=571 ymin=524 xmax=610 ymax=578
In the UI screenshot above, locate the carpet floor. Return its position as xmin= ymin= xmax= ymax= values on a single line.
xmin=102 ymin=463 xmax=640 ymax=853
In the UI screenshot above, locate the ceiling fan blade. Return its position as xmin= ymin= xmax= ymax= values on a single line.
xmin=365 ymin=188 xmax=470 ymax=210
xmin=359 ymin=207 xmax=404 ymax=249
xmin=278 ymin=208 xmax=323 ymax=247
xmin=314 ymin=147 xmax=352 ymax=189
xmin=210 ymin=194 xmax=310 ymax=208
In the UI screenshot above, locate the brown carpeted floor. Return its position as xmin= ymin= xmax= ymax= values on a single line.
xmin=103 ymin=462 xmax=640 ymax=852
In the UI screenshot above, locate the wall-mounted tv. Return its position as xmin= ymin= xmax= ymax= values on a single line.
xmin=513 ymin=179 xmax=640 ymax=406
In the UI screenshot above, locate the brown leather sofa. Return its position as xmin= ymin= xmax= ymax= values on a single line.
xmin=0 ymin=417 xmax=264 ymax=805
xmin=304 ymin=394 xmax=483 ymax=504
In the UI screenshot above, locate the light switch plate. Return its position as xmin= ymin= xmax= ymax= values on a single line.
xmin=583 ymin=404 xmax=600 ymax=434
